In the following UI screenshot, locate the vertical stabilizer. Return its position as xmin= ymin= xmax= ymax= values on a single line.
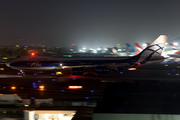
xmin=135 ymin=35 xmax=168 ymax=64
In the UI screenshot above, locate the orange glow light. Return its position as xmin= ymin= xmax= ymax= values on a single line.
xmin=11 ymin=86 xmax=16 ymax=90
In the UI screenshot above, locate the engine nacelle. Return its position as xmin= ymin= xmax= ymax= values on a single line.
xmin=71 ymin=68 xmax=84 ymax=75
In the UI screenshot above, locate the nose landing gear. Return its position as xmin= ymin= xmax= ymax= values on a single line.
xmin=20 ymin=70 xmax=25 ymax=76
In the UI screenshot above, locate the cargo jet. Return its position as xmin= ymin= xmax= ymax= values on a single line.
xmin=6 ymin=35 xmax=169 ymax=76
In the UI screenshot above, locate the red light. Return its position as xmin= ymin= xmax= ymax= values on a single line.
xmin=31 ymin=52 xmax=35 ymax=56
xmin=71 ymin=44 xmax=75 ymax=45
xmin=138 ymin=63 xmax=140 ymax=65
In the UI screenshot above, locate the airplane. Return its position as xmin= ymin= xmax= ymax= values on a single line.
xmin=135 ymin=43 xmax=143 ymax=55
xmin=134 ymin=42 xmax=151 ymax=55
xmin=6 ymin=35 xmax=169 ymax=76
xmin=125 ymin=43 xmax=136 ymax=56
xmin=167 ymin=43 xmax=180 ymax=58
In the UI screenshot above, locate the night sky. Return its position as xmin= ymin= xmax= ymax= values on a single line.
xmin=0 ymin=0 xmax=180 ymax=47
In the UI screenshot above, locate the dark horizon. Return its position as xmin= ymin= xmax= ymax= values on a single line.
xmin=0 ymin=0 xmax=180 ymax=47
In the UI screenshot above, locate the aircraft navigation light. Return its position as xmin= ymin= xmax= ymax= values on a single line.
xmin=31 ymin=52 xmax=35 ymax=56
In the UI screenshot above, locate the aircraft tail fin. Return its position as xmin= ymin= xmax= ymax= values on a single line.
xmin=169 ymin=43 xmax=179 ymax=54
xmin=135 ymin=43 xmax=143 ymax=55
xmin=135 ymin=35 xmax=168 ymax=64
xmin=125 ymin=43 xmax=136 ymax=53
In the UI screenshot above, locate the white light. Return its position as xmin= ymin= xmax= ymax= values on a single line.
xmin=24 ymin=105 xmax=29 ymax=107
xmin=89 ymin=48 xmax=93 ymax=50
xmin=93 ymin=50 xmax=97 ymax=53
xmin=82 ymin=47 xmax=86 ymax=50
xmin=142 ymin=43 xmax=147 ymax=47
xmin=104 ymin=48 xmax=107 ymax=50
xmin=60 ymin=63 xmax=62 ymax=66
xmin=174 ymin=42 xmax=178 ymax=46
xmin=79 ymin=50 xmax=82 ymax=52
xmin=97 ymin=48 xmax=101 ymax=50
xmin=165 ymin=43 xmax=168 ymax=45
xmin=118 ymin=49 xmax=122 ymax=51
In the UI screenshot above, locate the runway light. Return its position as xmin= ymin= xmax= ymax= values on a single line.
xmin=138 ymin=63 xmax=141 ymax=65
xmin=172 ymin=69 xmax=176 ymax=71
xmin=85 ymin=97 xmax=89 ymax=99
xmin=11 ymin=86 xmax=16 ymax=90
xmin=31 ymin=97 xmax=34 ymax=99
xmin=176 ymin=73 xmax=179 ymax=75
xmin=167 ymin=73 xmax=170 ymax=75
xmin=165 ymin=65 xmax=168 ymax=66
xmin=52 ymin=79 xmax=56 ymax=81
xmin=61 ymin=90 xmax=65 ymax=92
xmin=3 ymin=57 xmax=7 ymax=59
xmin=68 ymin=86 xmax=83 ymax=89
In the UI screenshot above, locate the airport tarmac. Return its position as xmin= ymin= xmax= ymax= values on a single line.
xmin=0 ymin=61 xmax=180 ymax=119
